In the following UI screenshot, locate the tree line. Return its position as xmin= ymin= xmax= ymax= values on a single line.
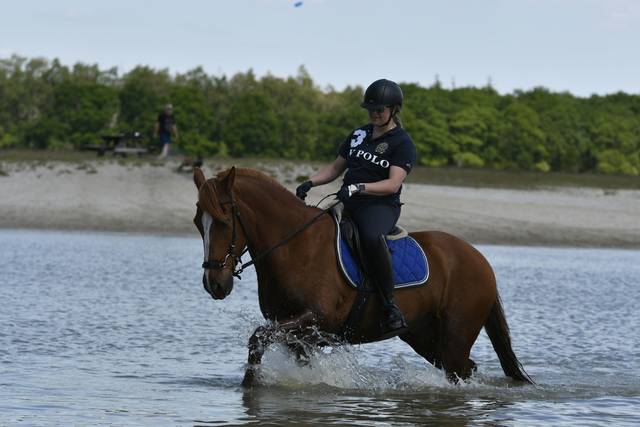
xmin=1 ymin=54 xmax=639 ymax=175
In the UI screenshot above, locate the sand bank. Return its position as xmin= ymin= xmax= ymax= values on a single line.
xmin=1 ymin=159 xmax=639 ymax=248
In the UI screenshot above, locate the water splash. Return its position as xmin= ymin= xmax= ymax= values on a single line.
xmin=222 ymin=307 xmax=536 ymax=395
xmin=255 ymin=341 xmax=456 ymax=393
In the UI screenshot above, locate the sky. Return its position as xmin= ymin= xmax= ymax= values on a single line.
xmin=2 ymin=0 xmax=640 ymax=97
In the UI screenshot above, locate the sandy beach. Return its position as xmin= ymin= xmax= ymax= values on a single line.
xmin=1 ymin=158 xmax=639 ymax=248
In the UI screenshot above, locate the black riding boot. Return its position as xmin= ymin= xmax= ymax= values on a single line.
xmin=367 ymin=236 xmax=407 ymax=336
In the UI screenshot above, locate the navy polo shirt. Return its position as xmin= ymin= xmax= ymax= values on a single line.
xmin=338 ymin=123 xmax=416 ymax=206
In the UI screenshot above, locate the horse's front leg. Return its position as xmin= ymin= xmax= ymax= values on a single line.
xmin=242 ymin=309 xmax=320 ymax=387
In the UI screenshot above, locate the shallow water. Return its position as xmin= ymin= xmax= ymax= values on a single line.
xmin=1 ymin=229 xmax=639 ymax=426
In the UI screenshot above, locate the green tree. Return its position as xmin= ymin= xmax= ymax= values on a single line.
xmin=449 ymin=106 xmax=500 ymax=167
xmin=25 ymin=116 xmax=71 ymax=149
xmin=221 ymin=92 xmax=282 ymax=157
xmin=4 ymin=54 xmax=640 ymax=175
xmin=0 ymin=55 xmax=54 ymax=143
xmin=587 ymin=113 xmax=640 ymax=175
xmin=539 ymin=103 xmax=590 ymax=172
xmin=170 ymin=85 xmax=218 ymax=154
xmin=118 ymin=81 xmax=160 ymax=135
xmin=494 ymin=103 xmax=548 ymax=170
xmin=259 ymin=67 xmax=323 ymax=159
xmin=404 ymin=106 xmax=455 ymax=166
xmin=50 ymin=80 xmax=119 ymax=146
xmin=316 ymin=86 xmax=365 ymax=160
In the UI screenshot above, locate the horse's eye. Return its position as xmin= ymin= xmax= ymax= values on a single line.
xmin=216 ymin=219 xmax=231 ymax=230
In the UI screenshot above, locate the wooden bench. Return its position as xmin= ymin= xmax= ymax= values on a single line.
xmin=83 ymin=133 xmax=156 ymax=157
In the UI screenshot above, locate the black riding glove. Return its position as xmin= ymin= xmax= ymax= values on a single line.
xmin=296 ymin=180 xmax=313 ymax=200
xmin=336 ymin=187 xmax=349 ymax=201
xmin=336 ymin=184 xmax=360 ymax=201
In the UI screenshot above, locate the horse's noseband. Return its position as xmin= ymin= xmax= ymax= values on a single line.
xmin=201 ymin=253 xmax=237 ymax=271
xmin=199 ymin=192 xmax=249 ymax=279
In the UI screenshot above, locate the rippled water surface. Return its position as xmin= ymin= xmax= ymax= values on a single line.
xmin=1 ymin=229 xmax=639 ymax=426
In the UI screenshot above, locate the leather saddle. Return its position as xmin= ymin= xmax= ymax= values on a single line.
xmin=332 ymin=211 xmax=429 ymax=292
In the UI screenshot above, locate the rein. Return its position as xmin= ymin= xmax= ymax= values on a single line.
xmin=200 ymin=192 xmax=340 ymax=279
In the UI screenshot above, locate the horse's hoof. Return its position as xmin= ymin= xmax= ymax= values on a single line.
xmin=241 ymin=367 xmax=260 ymax=387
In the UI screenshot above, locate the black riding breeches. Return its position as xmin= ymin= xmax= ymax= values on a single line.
xmin=345 ymin=201 xmax=401 ymax=252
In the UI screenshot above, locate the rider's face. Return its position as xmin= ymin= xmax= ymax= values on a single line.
xmin=368 ymin=107 xmax=391 ymax=127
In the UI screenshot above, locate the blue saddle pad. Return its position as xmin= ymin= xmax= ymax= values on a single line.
xmin=334 ymin=218 xmax=430 ymax=291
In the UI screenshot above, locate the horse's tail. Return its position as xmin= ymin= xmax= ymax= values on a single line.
xmin=484 ymin=290 xmax=534 ymax=384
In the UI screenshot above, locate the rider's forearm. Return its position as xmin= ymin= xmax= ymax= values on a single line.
xmin=356 ymin=166 xmax=408 ymax=196
xmin=309 ymin=157 xmax=347 ymax=186
xmin=310 ymin=167 xmax=339 ymax=186
xmin=356 ymin=179 xmax=400 ymax=196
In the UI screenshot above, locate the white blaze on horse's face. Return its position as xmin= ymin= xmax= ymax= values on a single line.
xmin=202 ymin=210 xmax=214 ymax=286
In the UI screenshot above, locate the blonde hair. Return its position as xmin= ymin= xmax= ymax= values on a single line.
xmin=391 ymin=104 xmax=402 ymax=125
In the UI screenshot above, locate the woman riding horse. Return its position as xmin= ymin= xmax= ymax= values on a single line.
xmin=194 ymin=165 xmax=533 ymax=386
xmin=296 ymin=79 xmax=414 ymax=337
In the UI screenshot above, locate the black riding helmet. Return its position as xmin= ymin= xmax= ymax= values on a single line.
xmin=361 ymin=79 xmax=403 ymax=110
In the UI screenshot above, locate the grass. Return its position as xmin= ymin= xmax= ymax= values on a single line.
xmin=0 ymin=150 xmax=102 ymax=163
xmin=1 ymin=149 xmax=639 ymax=190
xmin=406 ymin=165 xmax=640 ymax=190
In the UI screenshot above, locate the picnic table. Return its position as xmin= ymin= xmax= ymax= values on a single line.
xmin=82 ymin=133 xmax=156 ymax=157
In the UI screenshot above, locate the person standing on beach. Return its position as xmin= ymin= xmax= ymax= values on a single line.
xmin=153 ymin=104 xmax=179 ymax=158
xmin=295 ymin=79 xmax=416 ymax=337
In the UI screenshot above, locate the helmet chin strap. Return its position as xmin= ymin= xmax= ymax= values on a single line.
xmin=381 ymin=107 xmax=396 ymax=127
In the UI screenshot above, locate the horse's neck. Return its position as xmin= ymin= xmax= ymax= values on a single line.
xmin=238 ymin=179 xmax=315 ymax=250
xmin=236 ymin=177 xmax=337 ymax=319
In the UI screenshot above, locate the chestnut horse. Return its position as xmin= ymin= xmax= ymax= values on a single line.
xmin=193 ymin=166 xmax=532 ymax=386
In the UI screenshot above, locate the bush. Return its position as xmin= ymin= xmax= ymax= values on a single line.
xmin=597 ymin=149 xmax=638 ymax=175
xmin=458 ymin=152 xmax=485 ymax=168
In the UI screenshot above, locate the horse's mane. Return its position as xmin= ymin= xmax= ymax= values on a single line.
xmin=198 ymin=167 xmax=304 ymax=222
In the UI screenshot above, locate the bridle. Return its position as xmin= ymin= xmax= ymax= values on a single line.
xmin=198 ymin=190 xmax=340 ymax=280
xmin=199 ymin=191 xmax=249 ymax=279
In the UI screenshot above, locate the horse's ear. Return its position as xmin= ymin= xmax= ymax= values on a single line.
xmin=193 ymin=167 xmax=206 ymax=190
xmin=221 ymin=166 xmax=236 ymax=194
